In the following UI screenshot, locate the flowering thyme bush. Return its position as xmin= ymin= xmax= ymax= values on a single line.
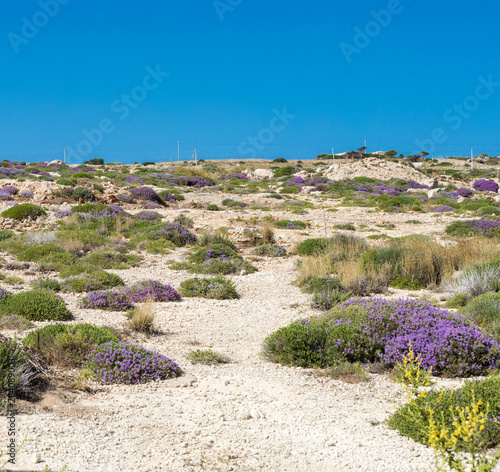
xmin=149 ymin=222 xmax=197 ymax=246
xmin=274 ymin=219 xmax=307 ymax=230
xmin=137 ymin=211 xmax=161 ymax=221
xmin=457 ymin=187 xmax=475 ymax=198
xmin=19 ymin=190 xmax=33 ymax=200
xmin=473 ymin=179 xmax=499 ymax=193
xmin=81 ymin=280 xmax=181 ymax=311
xmin=130 ymin=186 xmax=165 ymax=205
xmin=263 ymin=298 xmax=500 ymax=376
xmin=85 ymin=342 xmax=182 ymax=384
xmin=446 ymin=219 xmax=500 ymax=236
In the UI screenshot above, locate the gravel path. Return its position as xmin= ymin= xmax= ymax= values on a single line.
xmin=2 ymin=254 xmax=463 ymax=472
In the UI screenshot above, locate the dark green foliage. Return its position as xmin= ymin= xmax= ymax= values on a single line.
xmin=23 ymin=323 xmax=118 ymax=367
xmin=272 ymin=157 xmax=288 ymax=163
xmin=17 ymin=244 xmax=64 ymax=262
xmin=37 ymin=252 xmax=78 ymax=272
xmin=188 ymin=244 xmax=238 ymax=264
xmin=334 ymin=223 xmax=355 ymax=231
xmin=71 ymin=203 xmax=110 ymax=214
xmin=74 ymin=173 xmax=95 ymax=179
xmin=360 ymin=246 xmax=405 ymax=272
xmin=57 ymin=178 xmax=75 ymax=186
xmin=1 ymin=203 xmax=46 ymax=220
xmin=84 ymin=158 xmax=104 ymax=165
xmin=81 ymin=251 xmax=141 ymax=269
xmin=446 ymin=293 xmax=469 ymax=308
xmin=179 ymin=276 xmax=240 ymax=299
xmin=296 ymin=238 xmax=330 ymax=256
xmin=388 ymin=377 xmax=500 ymax=451
xmin=0 ymin=290 xmax=72 ymax=321
xmin=197 ymin=233 xmax=236 ymax=251
xmin=173 ymin=214 xmax=194 ymax=228
xmin=58 ymin=264 xmax=98 ymax=278
xmin=445 ymin=221 xmax=475 ymax=236
xmin=300 ymin=277 xmax=343 ymax=294
xmin=207 ymin=204 xmax=221 ymax=211
xmin=312 ymin=287 xmax=352 ymax=310
xmin=477 ymin=206 xmax=500 ymax=216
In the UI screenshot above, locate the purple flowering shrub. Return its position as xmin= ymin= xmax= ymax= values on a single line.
xmin=457 ymin=187 xmax=474 ymax=198
xmin=274 ymin=220 xmax=307 ymax=230
xmin=19 ymin=190 xmax=34 ymax=200
xmin=117 ymin=193 xmax=135 ymax=204
xmin=1 ymin=186 xmax=18 ymax=195
xmin=130 ymin=186 xmax=165 ymax=205
xmin=85 ymin=341 xmax=182 ymax=384
xmin=446 ymin=219 xmax=500 ymax=236
xmin=149 ymin=222 xmax=197 ymax=246
xmin=263 ymin=298 xmax=500 ymax=376
xmin=81 ymin=280 xmax=181 ymax=311
xmin=188 ymin=244 xmax=238 ymax=264
xmin=251 ymin=244 xmax=288 ymax=257
xmin=473 ymin=179 xmax=499 ymax=193
xmin=0 ymin=191 xmax=13 ymax=201
xmin=137 ymin=211 xmax=161 ymax=221
xmin=0 ymin=314 xmax=34 ymax=331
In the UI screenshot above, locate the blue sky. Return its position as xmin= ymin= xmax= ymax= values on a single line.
xmin=1 ymin=0 xmax=500 ymax=164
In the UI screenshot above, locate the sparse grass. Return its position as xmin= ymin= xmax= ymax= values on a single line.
xmin=126 ymin=300 xmax=157 ymax=334
xmin=328 ymin=362 xmax=370 ymax=383
xmin=179 ymin=276 xmax=239 ymax=299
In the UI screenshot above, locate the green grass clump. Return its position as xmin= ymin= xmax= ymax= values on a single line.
xmin=389 ymin=276 xmax=425 ymax=290
xmin=296 ymin=238 xmax=330 ymax=256
xmin=0 ymin=289 xmax=72 ymax=321
xmin=334 ymin=223 xmax=355 ymax=231
xmin=71 ymin=203 xmax=109 ymax=214
xmin=188 ymin=244 xmax=239 ymax=264
xmin=197 ymin=233 xmax=236 ymax=250
xmin=81 ymin=251 xmax=141 ymax=269
xmin=222 ymin=198 xmax=247 ymax=208
xmin=0 ymin=230 xmax=14 ymax=241
xmin=179 ymin=276 xmax=239 ymax=299
xmin=187 ymin=349 xmax=231 ymax=365
xmin=30 ymin=278 xmax=62 ymax=292
xmin=23 ymin=323 xmax=119 ymax=367
xmin=1 ymin=203 xmax=46 ymax=220
xmin=446 ymin=293 xmax=469 ymax=308
xmin=56 ymin=178 xmax=76 ymax=186
xmin=251 ymin=244 xmax=287 ymax=257
xmin=207 ymin=204 xmax=221 ymax=211
xmin=273 ymin=166 xmax=294 ymax=178
xmin=388 ymin=377 xmax=500 ymax=451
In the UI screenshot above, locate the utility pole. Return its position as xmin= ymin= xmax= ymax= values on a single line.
xmin=64 ymin=148 xmax=66 ymax=164
xmin=177 ymin=141 xmax=180 ymax=162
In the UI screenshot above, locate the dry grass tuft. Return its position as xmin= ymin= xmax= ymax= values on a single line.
xmin=127 ymin=300 xmax=157 ymax=334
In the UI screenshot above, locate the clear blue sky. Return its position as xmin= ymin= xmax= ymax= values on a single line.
xmin=1 ymin=0 xmax=500 ymax=164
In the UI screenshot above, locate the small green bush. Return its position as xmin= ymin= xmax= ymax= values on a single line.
xmin=0 ymin=289 xmax=72 ymax=321
xmin=30 ymin=278 xmax=62 ymax=292
xmin=222 ymin=198 xmax=247 ymax=208
xmin=0 ymin=230 xmax=14 ymax=241
xmin=273 ymin=166 xmax=294 ymax=178
xmin=388 ymin=377 xmax=500 ymax=451
xmin=389 ymin=277 xmax=425 ymax=290
xmin=460 ymin=291 xmax=500 ymax=341
xmin=17 ymin=244 xmax=65 ymax=262
xmin=197 ymin=233 xmax=236 ymax=250
xmin=188 ymin=244 xmax=239 ymax=264
xmin=207 ymin=204 xmax=221 ymax=211
xmin=23 ymin=323 xmax=119 ymax=367
xmin=81 ymin=251 xmax=141 ymax=269
xmin=73 ymin=186 xmax=95 ymax=202
xmin=251 ymin=244 xmax=287 ymax=257
xmin=311 ymin=287 xmax=352 ymax=310
xmin=296 ymin=238 xmax=330 ymax=256
xmin=1 ymin=203 xmax=46 ymax=220
xmin=446 ymin=293 xmax=469 ymax=308
xmin=173 ymin=214 xmax=193 ymax=228
xmin=62 ymin=270 xmax=125 ymax=293
xmin=179 ymin=276 xmax=239 ymax=299
xmin=274 ymin=220 xmax=307 ymax=229
xmin=187 ymin=349 xmax=231 ymax=365
xmin=56 ymin=178 xmax=76 ymax=186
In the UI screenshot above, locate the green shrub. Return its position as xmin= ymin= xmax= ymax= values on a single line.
xmin=187 ymin=349 xmax=231 ymax=365
xmin=23 ymin=323 xmax=119 ymax=367
xmin=62 ymin=270 xmax=125 ymax=293
xmin=300 ymin=277 xmax=343 ymax=294
xmin=197 ymin=233 xmax=236 ymax=250
xmin=273 ymin=166 xmax=294 ymax=178
xmin=0 ymin=290 xmax=72 ymax=321
xmin=58 ymin=263 xmax=97 ymax=278
xmin=30 ymin=278 xmax=62 ymax=292
xmin=389 ymin=276 xmax=425 ymax=290
xmin=334 ymin=223 xmax=355 ymax=231
xmin=311 ymin=287 xmax=352 ymax=310
xmin=460 ymin=292 xmax=500 ymax=340
xmin=0 ymin=230 xmax=14 ymax=241
xmin=188 ymin=244 xmax=239 ymax=264
xmin=296 ymin=238 xmax=329 ymax=256
xmin=37 ymin=252 xmax=78 ymax=271
xmin=56 ymin=178 xmax=76 ymax=187
xmin=207 ymin=204 xmax=221 ymax=211
xmin=74 ymin=172 xmax=95 ymax=179
xmin=446 ymin=293 xmax=469 ymax=308
xmin=1 ymin=203 xmax=46 ymax=220
xmin=262 ymin=318 xmax=345 ymax=368
xmin=191 ymin=258 xmax=257 ymax=275
xmin=71 ymin=203 xmax=109 ymax=214
xmin=144 ymin=239 xmax=174 ymax=254
xmin=477 ymin=206 xmax=500 ymax=216
xmin=222 ymin=198 xmax=247 ymax=208
xmin=445 ymin=221 xmax=476 ymax=237
xmin=172 ymin=214 xmax=193 ymax=228
xmin=17 ymin=244 xmax=65 ymax=262
xmin=251 ymin=244 xmax=287 ymax=257
xmin=179 ymin=276 xmax=239 ymax=299
xmin=280 ymin=185 xmax=300 ymax=194
xmin=388 ymin=377 xmax=500 ymax=450
xmin=73 ymin=186 xmax=95 ymax=201
xmin=81 ymin=251 xmax=141 ymax=269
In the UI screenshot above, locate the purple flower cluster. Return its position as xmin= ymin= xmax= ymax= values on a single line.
xmin=0 ymin=314 xmax=33 ymax=330
xmin=407 ymin=181 xmax=429 ymax=189
xmin=54 ymin=209 xmax=73 ymax=219
xmin=1 ymin=186 xmax=18 ymax=195
xmin=473 ymin=179 xmax=499 ymax=193
xmin=0 ymin=288 xmax=12 ymax=302
xmin=81 ymin=280 xmax=181 ymax=311
xmin=374 ymin=186 xmax=404 ymax=196
xmin=130 ymin=186 xmax=164 ymax=204
xmin=457 ymin=188 xmax=474 ymax=198
xmin=150 ymin=223 xmax=197 ymax=246
xmin=325 ymin=298 xmax=500 ymax=376
xmin=218 ymin=174 xmax=249 ymax=180
xmin=126 ymin=175 xmax=145 ymax=184
xmin=466 ymin=219 xmax=500 ymax=234
xmin=85 ymin=341 xmax=182 ymax=384
xmin=117 ymin=193 xmax=135 ymax=204
xmin=0 ymin=191 xmax=13 ymax=201
xmin=434 ymin=205 xmax=455 ymax=213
